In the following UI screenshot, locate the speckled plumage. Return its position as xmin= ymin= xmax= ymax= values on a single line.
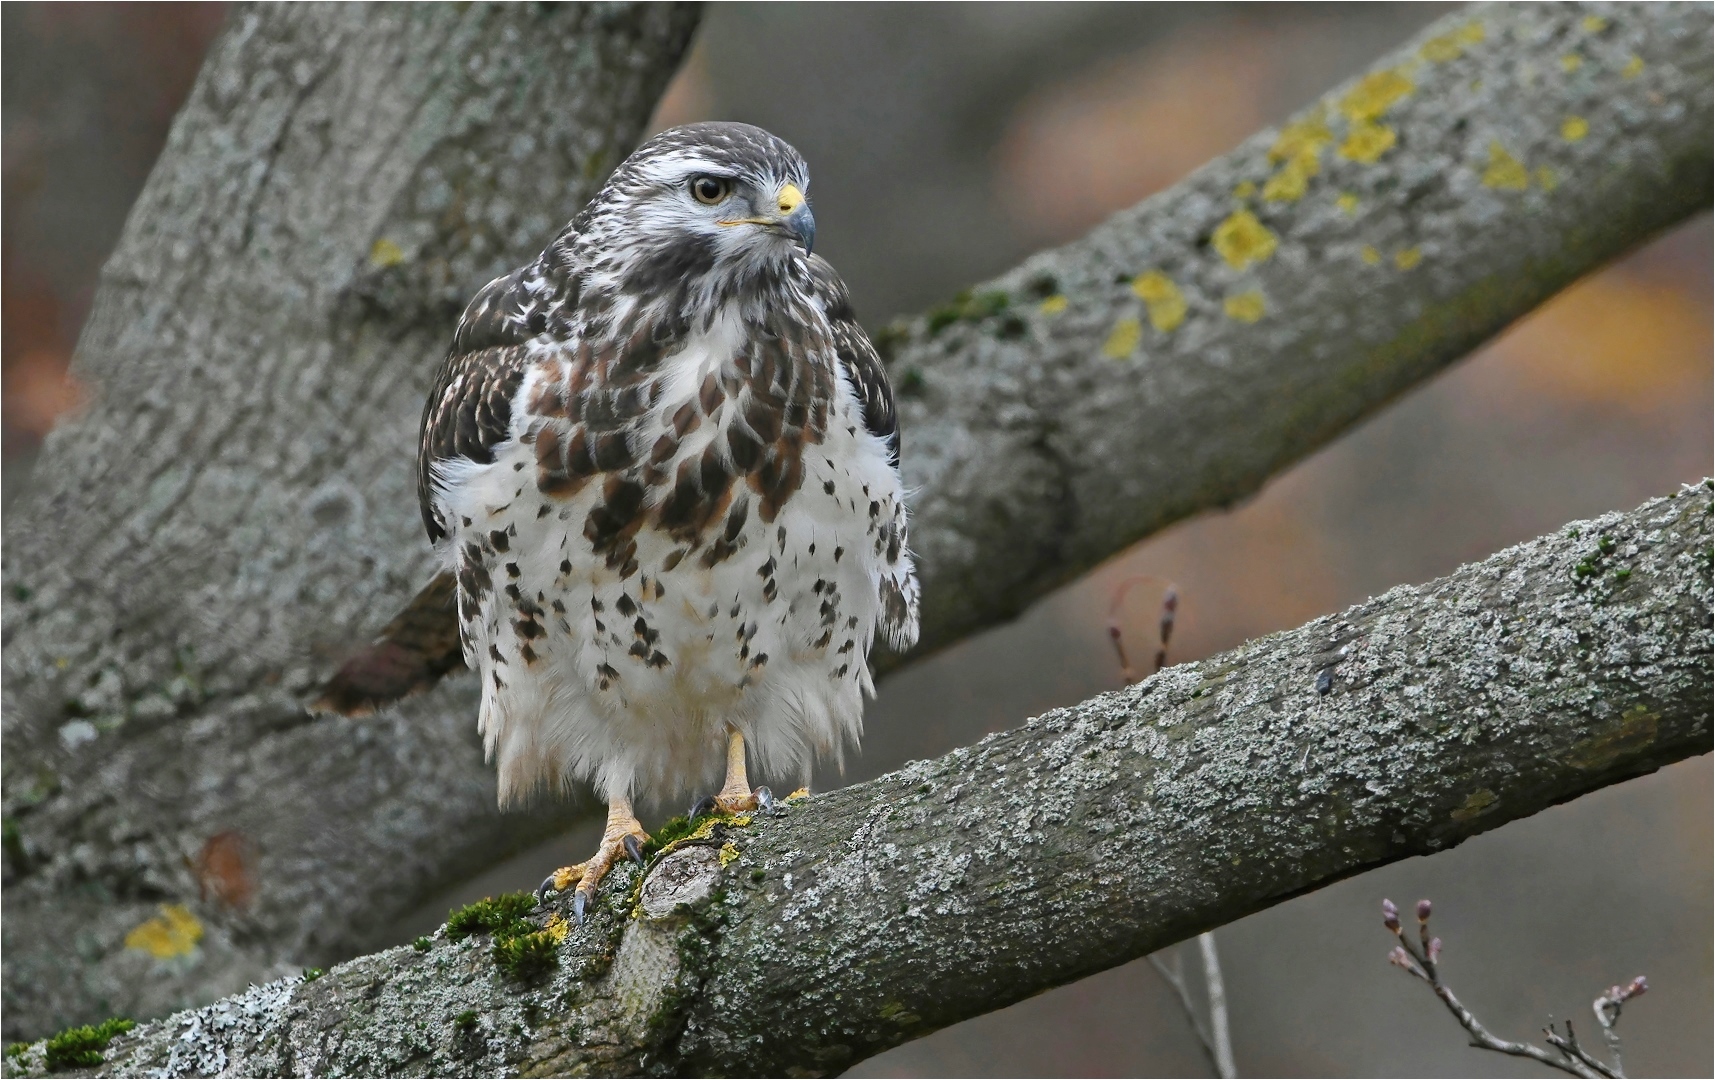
xmin=418 ymin=122 xmax=919 ymax=807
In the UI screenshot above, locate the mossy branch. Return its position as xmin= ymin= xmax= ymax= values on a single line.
xmin=10 ymin=484 xmax=1704 ymax=1079
xmin=886 ymin=1 xmax=1712 ymax=667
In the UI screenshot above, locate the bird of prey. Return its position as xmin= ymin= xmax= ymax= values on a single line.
xmin=328 ymin=122 xmax=919 ymax=920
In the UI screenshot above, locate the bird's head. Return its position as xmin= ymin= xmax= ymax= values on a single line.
xmin=575 ymin=122 xmax=816 ymax=315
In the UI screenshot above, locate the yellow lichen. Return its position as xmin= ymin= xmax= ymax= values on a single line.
xmin=1536 ymin=166 xmax=1559 ymax=192
xmin=1223 ymin=291 xmax=1266 ymax=323
xmin=719 ymin=842 xmax=740 ymax=867
xmin=785 ymin=787 xmax=811 ymax=802
xmin=1419 ymin=21 xmax=1486 ymax=62
xmin=1394 ymin=246 xmax=1423 ymax=270
xmin=1102 ymin=317 xmax=1142 ymax=359
xmin=1232 ymin=180 xmax=1257 ymax=199
xmin=1131 ymin=271 xmax=1187 ymax=333
xmin=1211 ymin=209 xmax=1278 ymax=270
xmin=544 ymin=913 xmax=569 ymax=944
xmin=368 ymin=238 xmax=405 ymax=269
xmin=1560 ymin=53 xmax=1584 ymax=73
xmin=1581 ymin=14 xmax=1608 ymax=33
xmin=1038 ymin=294 xmax=1068 ymax=316
xmin=1450 ymin=788 xmax=1498 ymax=821
xmin=1566 ymin=705 xmax=1659 ymax=771
xmin=1335 ymin=192 xmax=1360 ymax=214
xmin=1339 ymin=69 xmax=1413 ymax=122
xmin=1360 ymin=245 xmax=1382 ymax=266
xmin=1621 ymin=54 xmax=1644 ymax=79
xmin=1481 ymin=141 xmax=1530 ymax=190
xmin=1268 ymin=109 xmax=1333 ymax=165
xmin=124 ymin=904 xmax=203 ymax=959
xmin=1263 ymin=153 xmax=1318 ymax=202
xmin=1561 ymin=115 xmax=1590 ymax=142
xmin=1338 ymin=122 xmax=1397 ymax=164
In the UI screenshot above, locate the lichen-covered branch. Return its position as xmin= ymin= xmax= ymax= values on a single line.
xmin=885 ymin=1 xmax=1712 ymax=666
xmin=0 ymin=2 xmax=700 ymax=1038
xmin=14 ymin=484 xmax=1702 ymax=1079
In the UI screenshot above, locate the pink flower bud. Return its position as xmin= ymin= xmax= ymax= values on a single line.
xmin=1382 ymin=899 xmax=1400 ymax=931
xmin=1388 ymin=946 xmax=1412 ymax=969
xmin=1428 ymin=936 xmax=1442 ymax=963
xmin=1627 ymin=976 xmax=1648 ymax=998
xmin=1416 ymin=899 xmax=1433 ymax=922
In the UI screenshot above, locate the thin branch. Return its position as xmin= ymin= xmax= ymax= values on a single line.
xmin=1198 ymin=931 xmax=1237 ymax=1079
xmin=1147 ymin=952 xmax=1222 ymax=1076
xmin=1382 ymin=900 xmax=1649 ymax=1079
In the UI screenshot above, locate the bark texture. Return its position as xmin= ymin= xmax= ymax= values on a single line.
xmin=6 ymin=483 xmax=1706 ymax=1079
xmin=0 ymin=2 xmax=700 ymax=1038
xmin=886 ymin=1 xmax=1713 ymax=664
xmin=1 ymin=0 xmax=1708 ymax=1045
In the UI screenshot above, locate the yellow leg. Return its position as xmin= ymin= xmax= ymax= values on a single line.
xmin=538 ymin=794 xmax=650 ymax=924
xmin=699 ymin=725 xmax=776 ymax=816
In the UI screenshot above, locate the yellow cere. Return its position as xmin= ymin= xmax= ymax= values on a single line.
xmin=1223 ymin=291 xmax=1266 ymax=324
xmin=1481 ymin=141 xmax=1530 ymax=190
xmin=1536 ymin=167 xmax=1559 ymax=192
xmin=1339 ymin=69 xmax=1413 ymax=123
xmin=1560 ymin=53 xmax=1583 ymax=74
xmin=1131 ymin=271 xmax=1187 ymax=333
xmin=124 ymin=904 xmax=204 ymax=960
xmin=1622 ymin=55 xmax=1644 ymax=79
xmin=545 ymin=913 xmax=570 ymax=944
xmin=1581 ymin=15 xmax=1608 ymax=33
xmin=1038 ymin=294 xmax=1069 ymax=316
xmin=1102 ymin=317 xmax=1142 ymax=359
xmin=1394 ymin=247 xmax=1423 ymax=270
xmin=1561 ymin=115 xmax=1589 ymax=142
xmin=1338 ymin=122 xmax=1396 ymax=164
xmin=369 ymin=238 xmax=405 ymax=269
xmin=1232 ymin=180 xmax=1257 ymax=199
xmin=1419 ymin=21 xmax=1486 ymax=63
xmin=1360 ymin=245 xmax=1382 ymax=266
xmin=1336 ymin=192 xmax=1360 ymax=214
xmin=1211 ymin=209 xmax=1278 ymax=270
xmin=719 ymin=842 xmax=741 ymax=867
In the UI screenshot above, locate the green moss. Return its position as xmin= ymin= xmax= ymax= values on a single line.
xmin=42 ymin=1018 xmax=133 ymax=1072
xmin=3 ymin=816 xmax=26 ymax=872
xmin=454 ymin=1010 xmax=478 ymax=1029
xmin=898 ymin=367 xmax=926 ymax=397
xmin=1612 ymin=568 xmax=1632 ymax=581
xmin=642 ymin=811 xmax=719 ymax=858
xmin=301 ymin=967 xmax=325 ymax=982
xmin=11 ymin=583 xmax=30 ymax=602
xmin=412 ymin=936 xmax=433 ymax=952
xmin=749 ymin=867 xmax=767 ymax=883
xmin=445 ymin=892 xmax=558 ymax=981
xmin=5 ymin=1042 xmax=29 ymax=1060
xmin=925 ymin=289 xmax=1013 ymax=335
xmin=1026 ymin=273 xmax=1059 ymax=300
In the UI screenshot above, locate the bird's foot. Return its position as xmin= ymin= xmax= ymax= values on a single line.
xmin=536 ymin=821 xmax=650 ymax=926
xmin=689 ymin=785 xmax=778 ymax=819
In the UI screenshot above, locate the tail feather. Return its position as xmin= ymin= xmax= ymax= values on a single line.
xmin=310 ymin=571 xmax=467 ymax=716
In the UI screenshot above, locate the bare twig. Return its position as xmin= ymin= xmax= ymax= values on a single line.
xmin=1114 ymin=580 xmax=1235 ymax=1077
xmin=1382 ymin=899 xmax=1648 ymax=1079
xmin=1147 ymin=952 xmax=1222 ymax=1076
xmin=1198 ymin=930 xmax=1237 ymax=1079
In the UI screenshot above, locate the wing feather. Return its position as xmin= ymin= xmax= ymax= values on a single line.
xmin=807 ymin=254 xmax=899 ymax=468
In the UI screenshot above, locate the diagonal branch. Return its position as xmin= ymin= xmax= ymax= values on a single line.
xmin=13 ymin=484 xmax=1702 ymax=1079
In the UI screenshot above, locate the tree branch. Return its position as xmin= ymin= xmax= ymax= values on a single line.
xmin=10 ymin=484 xmax=1702 ymax=1079
xmin=884 ymin=0 xmax=1712 ymax=666
xmin=2 ymin=0 xmax=1708 ymax=1042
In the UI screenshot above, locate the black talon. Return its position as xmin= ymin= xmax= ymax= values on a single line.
xmin=755 ymin=786 xmax=778 ymax=816
xmin=535 ymin=874 xmax=557 ymax=903
xmin=573 ymin=889 xmax=587 ymax=927
xmin=689 ymin=795 xmax=717 ymax=819
xmin=623 ymin=834 xmax=646 ymax=866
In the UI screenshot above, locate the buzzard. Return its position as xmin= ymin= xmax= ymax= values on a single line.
xmin=326 ymin=123 xmax=919 ymax=920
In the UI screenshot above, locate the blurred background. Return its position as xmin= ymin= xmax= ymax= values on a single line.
xmin=4 ymin=3 xmax=1709 ymax=1076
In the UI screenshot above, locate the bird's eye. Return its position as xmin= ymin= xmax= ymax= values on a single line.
xmin=690 ymin=175 xmax=731 ymax=205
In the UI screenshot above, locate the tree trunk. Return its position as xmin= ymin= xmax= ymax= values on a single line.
xmin=0 ymin=1 xmax=700 ymax=1038
xmin=1 ymin=0 xmax=1708 ymax=1044
xmin=8 ymin=484 xmax=1704 ymax=1079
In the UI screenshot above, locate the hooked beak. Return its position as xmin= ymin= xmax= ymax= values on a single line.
xmin=719 ymin=182 xmax=815 ymax=255
xmin=773 ymin=183 xmax=815 ymax=255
